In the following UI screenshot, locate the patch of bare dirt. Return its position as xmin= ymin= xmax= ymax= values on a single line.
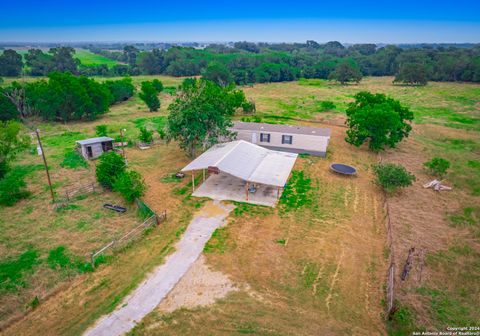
xmin=156 ymin=255 xmax=239 ymax=314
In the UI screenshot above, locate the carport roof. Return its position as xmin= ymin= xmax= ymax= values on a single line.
xmin=181 ymin=140 xmax=297 ymax=187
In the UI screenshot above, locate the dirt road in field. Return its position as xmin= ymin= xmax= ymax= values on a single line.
xmin=83 ymin=201 xmax=235 ymax=336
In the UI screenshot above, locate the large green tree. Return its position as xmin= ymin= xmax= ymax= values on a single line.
xmin=166 ymin=78 xmax=247 ymax=157
xmin=394 ymin=62 xmax=429 ymax=86
xmin=0 ymin=50 xmax=23 ymax=77
xmin=25 ymin=49 xmax=53 ymax=76
xmin=103 ymin=77 xmax=135 ymax=104
xmin=202 ymin=62 xmax=234 ymax=87
xmin=49 ymin=47 xmax=79 ymax=73
xmin=0 ymin=89 xmax=19 ymax=121
xmin=345 ymin=91 xmax=414 ymax=151
xmin=0 ymin=121 xmax=30 ymax=178
xmin=329 ymin=61 xmax=363 ymax=84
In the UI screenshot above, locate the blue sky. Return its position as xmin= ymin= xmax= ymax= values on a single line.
xmin=1 ymin=0 xmax=480 ymax=43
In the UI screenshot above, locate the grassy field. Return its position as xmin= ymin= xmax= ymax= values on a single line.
xmin=1 ymin=76 xmax=479 ymax=335
xmin=74 ymin=49 xmax=119 ymax=68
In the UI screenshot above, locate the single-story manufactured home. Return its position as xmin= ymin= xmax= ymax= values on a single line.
xmin=76 ymin=137 xmax=114 ymax=160
xmin=181 ymin=140 xmax=298 ymax=207
xmin=231 ymin=121 xmax=331 ymax=157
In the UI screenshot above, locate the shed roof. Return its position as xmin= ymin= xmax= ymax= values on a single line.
xmin=76 ymin=137 xmax=114 ymax=146
xmin=181 ymin=140 xmax=297 ymax=187
xmin=232 ymin=121 xmax=331 ymax=137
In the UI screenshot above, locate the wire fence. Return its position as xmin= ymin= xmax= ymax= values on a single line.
xmin=90 ymin=199 xmax=166 ymax=268
xmin=378 ymin=155 xmax=397 ymax=319
xmin=54 ymin=181 xmax=104 ymax=209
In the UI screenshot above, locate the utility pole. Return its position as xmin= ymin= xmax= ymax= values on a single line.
xmin=35 ymin=129 xmax=55 ymax=203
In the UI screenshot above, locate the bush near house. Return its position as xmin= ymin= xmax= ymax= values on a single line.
xmin=138 ymin=126 xmax=153 ymax=144
xmin=95 ymin=151 xmax=126 ymax=189
xmin=113 ymin=170 xmax=146 ymax=203
xmin=424 ymin=157 xmax=450 ymax=178
xmin=373 ymin=163 xmax=416 ymax=194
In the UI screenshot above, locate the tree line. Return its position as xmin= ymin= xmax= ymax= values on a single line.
xmin=1 ymin=42 xmax=479 ymax=84
xmin=0 ymin=73 xmax=135 ymax=122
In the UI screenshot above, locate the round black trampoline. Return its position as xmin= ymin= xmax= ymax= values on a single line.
xmin=330 ymin=163 xmax=357 ymax=175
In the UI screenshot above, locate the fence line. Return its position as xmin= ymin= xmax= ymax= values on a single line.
xmin=379 ymin=154 xmax=397 ymax=319
xmin=135 ymin=139 xmax=167 ymax=149
xmin=384 ymin=196 xmax=396 ymax=318
xmin=54 ymin=181 xmax=103 ymax=209
xmin=90 ymin=201 xmax=167 ymax=268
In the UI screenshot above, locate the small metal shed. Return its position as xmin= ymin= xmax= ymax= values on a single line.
xmin=76 ymin=137 xmax=114 ymax=160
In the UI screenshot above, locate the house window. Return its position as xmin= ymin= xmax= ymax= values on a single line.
xmin=282 ymin=135 xmax=293 ymax=145
xmin=260 ymin=133 xmax=270 ymax=143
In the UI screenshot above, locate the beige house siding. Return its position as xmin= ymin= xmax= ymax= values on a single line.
xmin=233 ymin=129 xmax=329 ymax=156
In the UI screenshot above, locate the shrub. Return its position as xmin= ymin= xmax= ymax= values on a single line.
xmin=318 ymin=100 xmax=336 ymax=112
xmin=0 ymin=121 xmax=30 ymax=178
xmin=139 ymin=81 xmax=160 ymax=112
xmin=373 ymin=163 xmax=416 ymax=194
xmin=424 ymin=157 xmax=450 ymax=178
xmin=103 ymin=77 xmax=135 ymax=104
xmin=113 ymin=170 xmax=146 ymax=202
xmin=95 ymin=124 xmax=108 ymax=137
xmin=157 ymin=128 xmax=166 ymax=140
xmin=151 ymin=79 xmax=164 ymax=93
xmin=0 ymin=170 xmax=31 ymax=206
xmin=138 ymin=126 xmax=153 ymax=143
xmin=241 ymin=99 xmax=256 ymax=114
xmin=95 ymin=151 xmax=126 ymax=189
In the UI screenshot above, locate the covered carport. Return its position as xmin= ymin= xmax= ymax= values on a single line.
xmin=180 ymin=140 xmax=298 ymax=207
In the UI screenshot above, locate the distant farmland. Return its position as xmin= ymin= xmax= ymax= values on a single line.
xmin=1 ymin=48 xmax=119 ymax=68
xmin=74 ymin=49 xmax=119 ymax=67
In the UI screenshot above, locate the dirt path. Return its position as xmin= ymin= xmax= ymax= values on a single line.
xmin=83 ymin=201 xmax=235 ymax=336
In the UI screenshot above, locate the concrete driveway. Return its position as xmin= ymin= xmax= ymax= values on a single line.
xmin=84 ymin=200 xmax=235 ymax=336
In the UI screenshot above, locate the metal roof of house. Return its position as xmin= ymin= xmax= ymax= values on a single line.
xmin=75 ymin=137 xmax=114 ymax=146
xmin=181 ymin=140 xmax=298 ymax=187
xmin=232 ymin=121 xmax=331 ymax=137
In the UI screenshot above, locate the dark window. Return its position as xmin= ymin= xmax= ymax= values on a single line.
xmin=282 ymin=135 xmax=293 ymax=145
xmin=260 ymin=133 xmax=270 ymax=143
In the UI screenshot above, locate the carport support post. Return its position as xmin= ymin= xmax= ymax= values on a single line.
xmin=192 ymin=172 xmax=195 ymax=192
xmin=245 ymin=182 xmax=249 ymax=201
xmin=203 ymin=169 xmax=205 ymax=182
xmin=277 ymin=187 xmax=280 ymax=200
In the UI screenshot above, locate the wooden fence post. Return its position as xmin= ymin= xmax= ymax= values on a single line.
xmin=90 ymin=252 xmax=95 ymax=269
